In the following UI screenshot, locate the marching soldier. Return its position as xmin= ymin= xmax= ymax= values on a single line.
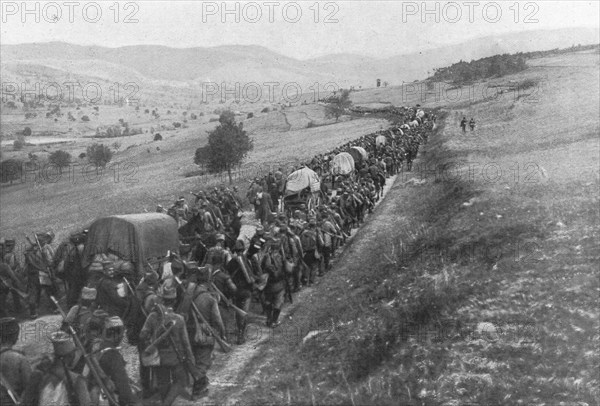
xmin=62 ymin=287 xmax=97 ymax=338
xmin=24 ymin=231 xmax=57 ymax=319
xmin=226 ymin=240 xmax=260 ymax=344
xmin=23 ymin=331 xmax=91 ymax=406
xmin=139 ymin=283 xmax=198 ymax=406
xmin=300 ymin=219 xmax=319 ymax=286
xmin=262 ymin=236 xmax=286 ymax=327
xmin=0 ymin=317 xmax=32 ymax=405
xmin=188 ymin=266 xmax=226 ymax=396
xmin=94 ymin=316 xmax=142 ymax=406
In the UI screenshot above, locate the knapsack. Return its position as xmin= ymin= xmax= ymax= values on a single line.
xmin=300 ymin=230 xmax=317 ymax=251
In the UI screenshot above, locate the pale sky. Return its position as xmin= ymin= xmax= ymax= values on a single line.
xmin=1 ymin=0 xmax=599 ymax=59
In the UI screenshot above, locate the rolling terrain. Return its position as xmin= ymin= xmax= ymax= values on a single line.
xmin=1 ymin=43 xmax=598 ymax=405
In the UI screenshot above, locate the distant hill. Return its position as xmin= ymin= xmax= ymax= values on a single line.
xmin=1 ymin=26 xmax=597 ymax=104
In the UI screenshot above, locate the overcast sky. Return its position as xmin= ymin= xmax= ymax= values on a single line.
xmin=1 ymin=1 xmax=599 ymax=59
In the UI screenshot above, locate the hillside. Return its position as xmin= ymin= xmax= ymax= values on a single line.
xmin=1 ymin=26 xmax=597 ymax=102
xmin=198 ymin=48 xmax=599 ymax=405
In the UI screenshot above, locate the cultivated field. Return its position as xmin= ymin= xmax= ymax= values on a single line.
xmin=0 ymin=98 xmax=386 ymax=258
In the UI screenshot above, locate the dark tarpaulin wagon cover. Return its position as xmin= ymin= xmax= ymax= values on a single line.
xmin=82 ymin=213 xmax=179 ymax=274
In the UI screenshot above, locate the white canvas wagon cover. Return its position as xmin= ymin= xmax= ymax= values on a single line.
xmin=285 ymin=167 xmax=321 ymax=194
xmin=331 ymin=152 xmax=355 ymax=175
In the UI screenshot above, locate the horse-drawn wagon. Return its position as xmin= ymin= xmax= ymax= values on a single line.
xmin=81 ymin=213 xmax=180 ymax=277
xmin=282 ymin=167 xmax=323 ymax=216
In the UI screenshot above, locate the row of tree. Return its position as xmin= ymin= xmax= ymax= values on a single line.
xmin=428 ymin=44 xmax=599 ymax=85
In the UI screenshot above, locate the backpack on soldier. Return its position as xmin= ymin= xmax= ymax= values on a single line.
xmin=300 ymin=230 xmax=317 ymax=251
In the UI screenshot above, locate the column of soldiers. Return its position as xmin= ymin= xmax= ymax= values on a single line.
xmin=0 ymin=106 xmax=436 ymax=405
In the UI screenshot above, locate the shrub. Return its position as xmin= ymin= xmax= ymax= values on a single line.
xmin=81 ymin=115 xmax=90 ymax=122
xmin=1 ymin=159 xmax=23 ymax=184
xmin=173 ymin=122 xmax=181 ymax=128
xmin=145 ymin=109 xmax=150 ymax=114
xmin=190 ymin=113 xmax=197 ymax=120
xmin=24 ymin=112 xmax=37 ymax=119
xmin=208 ymin=117 xmax=219 ymax=123
xmin=154 ymin=133 xmax=163 ymax=141
xmin=22 ymin=127 xmax=32 ymax=136
xmin=261 ymin=107 xmax=269 ymax=113
xmin=79 ymin=152 xmax=86 ymax=159
xmin=49 ymin=150 xmax=72 ymax=172
xmin=13 ymin=137 xmax=25 ymax=150
xmin=86 ymin=143 xmax=112 ymax=167
xmin=93 ymin=106 xmax=99 ymax=111
xmin=247 ymin=112 xmax=254 ymax=119
xmin=307 ymin=121 xmax=316 ymax=128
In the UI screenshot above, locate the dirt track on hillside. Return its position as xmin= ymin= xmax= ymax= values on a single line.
xmin=16 ymin=174 xmax=403 ymax=406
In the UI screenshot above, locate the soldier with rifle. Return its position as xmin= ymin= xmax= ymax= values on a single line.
xmin=50 ymin=296 xmax=119 ymax=406
xmin=139 ymin=282 xmax=200 ymax=406
xmin=123 ymin=272 xmax=159 ymax=399
xmin=22 ymin=331 xmax=92 ymax=406
xmin=0 ymin=239 xmax=26 ymax=317
xmin=93 ymin=316 xmax=142 ymax=406
xmin=176 ymin=267 xmax=226 ymax=397
xmin=225 ymin=240 xmax=261 ymax=344
xmin=24 ymin=231 xmax=58 ymax=319
xmin=1 ymin=317 xmax=32 ymax=406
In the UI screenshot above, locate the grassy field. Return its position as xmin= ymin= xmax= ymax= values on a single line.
xmin=206 ymin=49 xmax=599 ymax=405
xmin=0 ymin=99 xmax=386 ymax=259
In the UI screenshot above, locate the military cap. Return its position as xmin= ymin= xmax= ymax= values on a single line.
xmin=255 ymin=226 xmax=264 ymax=235
xmin=215 ymin=234 xmax=225 ymax=242
xmin=104 ymin=316 xmax=124 ymax=329
xmin=50 ymin=331 xmax=77 ymax=356
xmin=89 ymin=262 xmax=103 ymax=272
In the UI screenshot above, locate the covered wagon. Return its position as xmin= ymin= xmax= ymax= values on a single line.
xmin=347 ymin=146 xmax=368 ymax=166
xmin=331 ymin=152 xmax=355 ymax=176
xmin=283 ymin=167 xmax=323 ymax=216
xmin=81 ymin=213 xmax=179 ymax=276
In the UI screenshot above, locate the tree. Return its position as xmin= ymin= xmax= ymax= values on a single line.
xmin=81 ymin=115 xmax=90 ymax=122
xmin=87 ymin=143 xmax=113 ymax=167
xmin=194 ymin=110 xmax=253 ymax=183
xmin=0 ymin=159 xmax=23 ymax=185
xmin=13 ymin=135 xmax=25 ymax=150
xmin=325 ymin=89 xmax=352 ymax=122
xmin=49 ymin=150 xmax=71 ymax=173
xmin=23 ymin=127 xmax=32 ymax=136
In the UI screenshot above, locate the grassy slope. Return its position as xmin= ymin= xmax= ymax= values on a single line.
xmin=216 ymin=50 xmax=599 ymax=405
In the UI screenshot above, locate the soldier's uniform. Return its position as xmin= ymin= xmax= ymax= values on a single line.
xmin=24 ymin=232 xmax=57 ymax=319
xmin=262 ymin=238 xmax=286 ymax=327
xmin=226 ymin=241 xmax=258 ymax=343
xmin=95 ymin=316 xmax=142 ymax=406
xmin=186 ymin=268 xmax=225 ymax=396
xmin=22 ymin=331 xmax=91 ymax=406
xmin=139 ymin=285 xmax=197 ymax=406
xmin=0 ymin=317 xmax=32 ymax=405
